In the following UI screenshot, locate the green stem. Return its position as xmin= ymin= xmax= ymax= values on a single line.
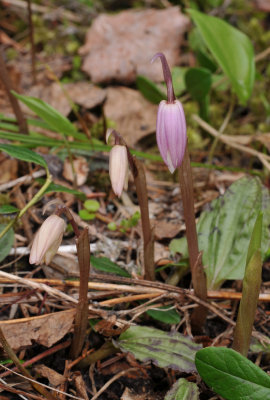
xmin=0 ymin=167 xmax=52 ymax=240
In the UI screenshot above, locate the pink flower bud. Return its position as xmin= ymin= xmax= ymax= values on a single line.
xmin=29 ymin=215 xmax=66 ymax=265
xmin=152 ymin=52 xmax=187 ymax=173
xmin=156 ymin=99 xmax=187 ymax=173
xmin=109 ymin=145 xmax=128 ymax=197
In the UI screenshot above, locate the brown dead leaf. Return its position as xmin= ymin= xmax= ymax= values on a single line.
xmin=104 ymin=87 xmax=157 ymax=147
xmin=34 ymin=365 xmax=65 ymax=387
xmin=24 ymin=82 xmax=71 ymax=117
xmin=0 ymin=155 xmax=18 ymax=184
xmin=23 ymin=81 xmax=106 ymax=117
xmin=73 ymin=372 xmax=88 ymax=400
xmin=121 ymin=387 xmax=157 ymax=400
xmin=253 ymin=0 xmax=270 ymax=11
xmin=63 ymin=156 xmax=89 ymax=186
xmin=0 ymin=309 xmax=75 ymax=351
xmin=65 ymin=82 xmax=106 ymax=109
xmin=154 ymin=220 xmax=180 ymax=240
xmin=80 ymin=7 xmax=189 ymax=84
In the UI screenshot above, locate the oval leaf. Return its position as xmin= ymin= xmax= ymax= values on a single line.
xmin=188 ymin=9 xmax=255 ymax=103
xmin=146 ymin=306 xmax=181 ymax=325
xmin=196 ymin=347 xmax=270 ymax=400
xmin=185 ymin=67 xmax=212 ymax=101
xmin=0 ymin=144 xmax=47 ymax=168
xmin=170 ymin=177 xmax=270 ymax=290
xmin=115 ymin=326 xmax=202 ymax=372
xmin=165 ymin=378 xmax=199 ymax=400
xmin=136 ymin=75 xmax=166 ymax=104
xmin=91 ymin=256 xmax=130 ymax=277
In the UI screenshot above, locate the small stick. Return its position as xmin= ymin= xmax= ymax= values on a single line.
xmin=0 ymin=50 xmax=28 ymax=134
xmin=131 ymin=157 xmax=155 ymax=281
xmin=27 ymin=0 xmax=36 ymax=84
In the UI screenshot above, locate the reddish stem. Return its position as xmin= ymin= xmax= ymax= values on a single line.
xmin=151 ymin=52 xmax=175 ymax=103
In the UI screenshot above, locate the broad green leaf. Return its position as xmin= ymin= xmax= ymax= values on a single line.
xmin=0 ymin=205 xmax=19 ymax=214
xmin=13 ymin=91 xmax=78 ymax=137
xmin=188 ymin=9 xmax=255 ymax=103
xmin=115 ymin=326 xmax=201 ymax=372
xmin=196 ymin=50 xmax=217 ymax=72
xmin=170 ymin=177 xmax=270 ymax=289
xmin=165 ymin=378 xmax=199 ymax=400
xmin=196 ymin=347 xmax=270 ymax=400
xmin=0 ymin=225 xmax=14 ymax=263
xmin=84 ymin=199 xmax=100 ymax=212
xmin=185 ymin=67 xmax=212 ymax=101
xmin=136 ymin=75 xmax=166 ymax=104
xmin=91 ymin=256 xmax=130 ymax=277
xmin=0 ymin=144 xmax=47 ymax=168
xmin=146 ymin=306 xmax=181 ymax=325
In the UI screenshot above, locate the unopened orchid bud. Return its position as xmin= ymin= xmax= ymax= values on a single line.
xmin=109 ymin=144 xmax=128 ymax=197
xmin=152 ymin=52 xmax=187 ymax=173
xmin=29 ymin=215 xmax=66 ymax=265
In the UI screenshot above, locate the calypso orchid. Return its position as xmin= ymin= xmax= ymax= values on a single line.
xmin=152 ymin=52 xmax=187 ymax=173
xmin=29 ymin=214 xmax=66 ymax=265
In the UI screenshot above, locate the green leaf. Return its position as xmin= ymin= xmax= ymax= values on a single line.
xmin=84 ymin=199 xmax=100 ymax=212
xmin=188 ymin=9 xmax=255 ymax=103
xmin=115 ymin=326 xmax=202 ymax=372
xmin=0 ymin=225 xmax=14 ymax=263
xmin=185 ymin=67 xmax=212 ymax=101
xmin=195 ymin=347 xmax=270 ymax=400
xmin=171 ymin=67 xmax=187 ymax=96
xmin=165 ymin=378 xmax=199 ymax=400
xmin=170 ymin=177 xmax=270 ymax=289
xmin=42 ymin=181 xmax=86 ymax=199
xmin=79 ymin=209 xmax=96 ymax=221
xmin=232 ymin=213 xmax=262 ymax=356
xmin=0 ymin=205 xmax=19 ymax=214
xmin=0 ymin=144 xmax=47 ymax=168
xmin=136 ymin=75 xmax=166 ymax=104
xmin=146 ymin=306 xmax=181 ymax=325
xmin=91 ymin=256 xmax=130 ymax=277
xmin=246 ymin=212 xmax=262 ymax=267
xmin=12 ymin=91 xmax=78 ymax=137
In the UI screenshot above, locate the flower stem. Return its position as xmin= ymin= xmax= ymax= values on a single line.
xmin=69 ymin=227 xmax=90 ymax=359
xmin=130 ymin=156 xmax=155 ymax=281
xmin=178 ymin=147 xmax=207 ymax=333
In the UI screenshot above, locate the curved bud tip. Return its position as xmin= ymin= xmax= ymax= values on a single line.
xmin=151 ymin=52 xmax=175 ymax=103
xmin=29 ymin=215 xmax=66 ymax=265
